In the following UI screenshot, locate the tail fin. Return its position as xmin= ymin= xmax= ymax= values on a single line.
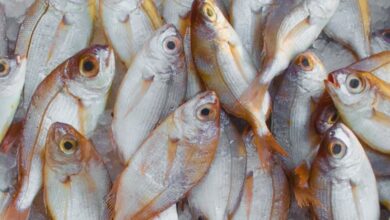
xmin=292 ymin=163 xmax=319 ymax=208
xmin=254 ymin=128 xmax=288 ymax=158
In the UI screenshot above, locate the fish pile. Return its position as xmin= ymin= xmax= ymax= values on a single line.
xmin=0 ymin=0 xmax=389 ymax=219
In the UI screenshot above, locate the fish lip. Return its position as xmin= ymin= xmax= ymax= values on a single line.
xmin=326 ymin=73 xmax=340 ymax=88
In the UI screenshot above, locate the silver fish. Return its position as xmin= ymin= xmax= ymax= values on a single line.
xmin=310 ymin=123 xmax=379 ymax=220
xmin=100 ymin=0 xmax=164 ymax=67
xmin=272 ymin=52 xmax=327 ymax=171
xmin=16 ymin=0 xmax=94 ymax=109
xmin=346 ymin=51 xmax=390 ymax=82
xmin=232 ymin=129 xmax=290 ymax=220
xmin=324 ymin=0 xmax=371 ymax=59
xmin=112 ymin=24 xmax=187 ymax=164
xmin=7 ymin=45 xmax=114 ymax=216
xmin=44 ymin=122 xmax=111 ymax=220
xmin=187 ymin=111 xmax=246 ymax=220
xmin=371 ymin=29 xmax=390 ymax=54
xmin=108 ymin=91 xmax=220 ymax=220
xmin=260 ymin=0 xmax=339 ymax=84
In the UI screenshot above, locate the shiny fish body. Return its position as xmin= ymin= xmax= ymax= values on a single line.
xmin=347 ymin=51 xmax=390 ymax=82
xmin=43 ymin=122 xmax=111 ymax=220
xmin=0 ymin=56 xmax=26 ymax=144
xmin=100 ymin=0 xmax=164 ymax=67
xmin=232 ymin=129 xmax=289 ymax=220
xmin=0 ymin=5 xmax=7 ymax=56
xmin=16 ymin=0 xmax=94 ymax=109
xmin=230 ymin=0 xmax=273 ymax=69
xmin=324 ymin=0 xmax=371 ymax=59
xmin=110 ymin=91 xmax=220 ymax=220
xmin=112 ymin=24 xmax=187 ymax=164
xmin=272 ymin=52 xmax=327 ymax=171
xmin=162 ymin=0 xmax=204 ymax=100
xmin=310 ymin=123 xmax=379 ymax=220
xmin=12 ymin=45 xmax=114 ymax=213
xmin=0 ymin=152 xmax=17 ymax=215
xmin=187 ymin=111 xmax=246 ymax=219
xmin=260 ymin=0 xmax=339 ymax=83
xmin=371 ymin=29 xmax=390 ymax=54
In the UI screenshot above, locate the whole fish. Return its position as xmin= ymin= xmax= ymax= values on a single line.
xmin=108 ymin=91 xmax=220 ymax=220
xmin=187 ymin=111 xmax=246 ymax=219
xmin=112 ymin=24 xmax=187 ymax=164
xmin=309 ymin=123 xmax=379 ymax=220
xmin=43 ymin=122 xmax=111 ymax=220
xmin=259 ymin=0 xmax=339 ymax=84
xmin=371 ymin=29 xmax=390 ymax=54
xmin=191 ymin=0 xmax=286 ymax=161
xmin=162 ymin=0 xmax=204 ymax=100
xmin=230 ymin=0 xmax=274 ymax=69
xmin=326 ymin=62 xmax=390 ymax=154
xmin=0 ymin=56 xmax=26 ymax=144
xmin=272 ymin=52 xmax=327 ymax=171
xmin=0 ymin=5 xmax=7 ymax=56
xmin=100 ymin=0 xmax=164 ymax=67
xmin=7 ymin=45 xmax=114 ymax=216
xmin=16 ymin=0 xmax=94 ymax=109
xmin=324 ymin=0 xmax=371 ymax=59
xmin=232 ymin=129 xmax=289 ymax=220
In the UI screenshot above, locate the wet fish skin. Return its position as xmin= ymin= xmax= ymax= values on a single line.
xmin=43 ymin=122 xmax=111 ymax=220
xmin=187 ymin=111 xmax=246 ymax=219
xmin=112 ymin=24 xmax=187 ymax=164
xmin=310 ymin=123 xmax=379 ymax=220
xmin=0 ymin=56 xmax=26 ymax=144
xmin=326 ymin=66 xmax=390 ymax=154
xmin=371 ymin=29 xmax=390 ymax=54
xmin=191 ymin=0 xmax=286 ymax=160
xmin=260 ymin=0 xmax=339 ymax=84
xmin=100 ymin=0 xmax=164 ymax=67
xmin=230 ymin=0 xmax=273 ymax=69
xmin=11 ymin=45 xmax=114 ymax=214
xmin=324 ymin=0 xmax=371 ymax=59
xmin=0 ymin=151 xmax=17 ymax=215
xmin=232 ymin=129 xmax=290 ymax=220
xmin=109 ymin=91 xmax=220 ymax=220
xmin=16 ymin=0 xmax=95 ymax=109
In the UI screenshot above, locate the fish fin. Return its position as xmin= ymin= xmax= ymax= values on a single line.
xmin=141 ymin=0 xmax=164 ymax=30
xmin=0 ymin=121 xmax=23 ymax=154
xmin=1 ymin=200 xmax=31 ymax=220
xmin=292 ymin=163 xmax=319 ymax=208
xmin=106 ymin=176 xmax=120 ymax=220
xmin=357 ymin=0 xmax=371 ymax=55
xmin=254 ymin=129 xmax=288 ymax=157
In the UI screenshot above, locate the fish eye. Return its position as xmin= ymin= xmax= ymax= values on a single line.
xmin=196 ymin=104 xmax=216 ymax=121
xmin=59 ymin=139 xmax=78 ymax=155
xmin=294 ymin=55 xmax=313 ymax=71
xmin=163 ymin=36 xmax=181 ymax=54
xmin=0 ymin=59 xmax=10 ymax=77
xmin=328 ymin=140 xmax=347 ymax=159
xmin=346 ymin=74 xmax=365 ymax=94
xmin=79 ymin=55 xmax=99 ymax=78
xmin=201 ymin=3 xmax=217 ymax=22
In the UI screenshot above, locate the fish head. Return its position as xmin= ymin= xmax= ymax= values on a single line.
xmin=325 ymin=69 xmax=375 ymax=113
xmin=65 ymin=45 xmax=115 ymax=100
xmin=316 ymin=123 xmax=363 ymax=179
xmin=315 ymin=104 xmax=339 ymax=135
xmin=45 ymin=122 xmax=94 ymax=179
xmin=0 ymin=55 xmax=26 ymax=89
xmin=289 ymin=52 xmax=327 ymax=92
xmin=174 ymin=91 xmax=220 ymax=145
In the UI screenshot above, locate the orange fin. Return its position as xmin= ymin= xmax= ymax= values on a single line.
xmin=105 ymin=176 xmax=121 ymax=220
xmin=1 ymin=200 xmax=31 ymax=220
xmin=0 ymin=121 xmax=23 ymax=154
xmin=254 ymin=131 xmax=288 ymax=157
xmin=292 ymin=163 xmax=319 ymax=208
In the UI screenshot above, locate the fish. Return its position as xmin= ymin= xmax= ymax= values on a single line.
xmin=112 ymin=24 xmax=187 ymax=164
xmin=187 ymin=111 xmax=246 ymax=219
xmin=0 ymin=56 xmax=26 ymax=144
xmin=16 ymin=0 xmax=95 ymax=109
xmin=108 ymin=91 xmax=220 ymax=220
xmin=231 ymin=129 xmax=290 ymax=220
xmin=43 ymin=122 xmax=111 ymax=220
xmin=100 ymin=0 xmax=164 ymax=67
xmin=5 ymin=45 xmax=115 ymax=217
xmin=313 ymin=96 xmax=339 ymax=135
xmin=371 ymin=29 xmax=390 ymax=54
xmin=324 ymin=0 xmax=371 ymax=59
xmin=326 ymin=62 xmax=390 ymax=154
xmin=162 ymin=0 xmax=204 ymax=100
xmin=0 ymin=5 xmax=7 ymax=56
xmin=309 ymin=123 xmax=379 ymax=219
xmin=272 ymin=52 xmax=327 ymax=171
xmin=191 ymin=0 xmax=286 ymax=163
xmin=259 ymin=0 xmax=339 ymax=84
xmin=230 ymin=0 xmax=274 ymax=69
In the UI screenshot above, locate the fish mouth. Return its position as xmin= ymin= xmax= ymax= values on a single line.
xmin=326 ymin=73 xmax=340 ymax=88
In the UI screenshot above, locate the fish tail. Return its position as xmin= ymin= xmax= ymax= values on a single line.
xmin=254 ymin=126 xmax=288 ymax=158
xmin=292 ymin=163 xmax=320 ymax=208
xmin=1 ymin=199 xmax=31 ymax=220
